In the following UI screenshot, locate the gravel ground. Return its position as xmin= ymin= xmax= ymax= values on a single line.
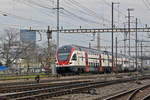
xmin=49 ymin=79 xmax=150 ymax=100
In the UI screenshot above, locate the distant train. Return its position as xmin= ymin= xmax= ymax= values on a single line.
xmin=56 ymin=45 xmax=140 ymax=75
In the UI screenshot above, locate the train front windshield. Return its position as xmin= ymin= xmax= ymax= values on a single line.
xmin=57 ymin=46 xmax=72 ymax=61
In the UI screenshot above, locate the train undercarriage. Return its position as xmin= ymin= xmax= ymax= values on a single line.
xmin=56 ymin=65 xmax=128 ymax=75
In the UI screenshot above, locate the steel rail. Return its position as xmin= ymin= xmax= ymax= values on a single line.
xmin=104 ymin=83 xmax=150 ymax=100
xmin=0 ymin=80 xmax=90 ymax=93
xmin=14 ymin=77 xmax=149 ymax=100
xmin=3 ymin=76 xmax=149 ymax=100
xmin=127 ymin=84 xmax=150 ymax=100
xmin=1 ymin=80 xmax=109 ymax=99
xmin=14 ymin=79 xmax=128 ymax=100
xmin=0 ymin=73 xmax=132 ymax=87
xmin=141 ymin=93 xmax=150 ymax=100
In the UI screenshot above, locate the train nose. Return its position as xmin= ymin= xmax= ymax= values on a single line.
xmin=59 ymin=61 xmax=64 ymax=65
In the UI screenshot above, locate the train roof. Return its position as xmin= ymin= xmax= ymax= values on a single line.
xmin=71 ymin=44 xmax=104 ymax=54
xmin=59 ymin=45 xmax=135 ymax=59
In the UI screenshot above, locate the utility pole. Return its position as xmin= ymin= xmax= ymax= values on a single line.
xmin=135 ymin=18 xmax=138 ymax=83
xmin=97 ymin=33 xmax=100 ymax=50
xmin=112 ymin=2 xmax=114 ymax=72
xmin=116 ymin=37 xmax=118 ymax=72
xmin=127 ymin=8 xmax=134 ymax=56
xmin=112 ymin=2 xmax=119 ymax=72
xmin=123 ymin=23 xmax=127 ymax=55
xmin=141 ymin=41 xmax=143 ymax=73
xmin=89 ymin=42 xmax=91 ymax=49
xmin=57 ymin=0 xmax=60 ymax=49
xmin=53 ymin=0 xmax=63 ymax=49
xmin=135 ymin=18 xmax=138 ymax=71
xmin=47 ymin=26 xmax=52 ymax=69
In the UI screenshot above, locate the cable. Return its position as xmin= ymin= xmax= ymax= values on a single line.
xmin=67 ymin=0 xmax=111 ymax=23
xmin=103 ymin=0 xmax=126 ymax=16
xmin=63 ymin=0 xmax=99 ymax=20
xmin=15 ymin=0 xmax=54 ymax=10
xmin=142 ymin=0 xmax=150 ymax=9
xmin=15 ymin=0 xmax=93 ymax=27
xmin=63 ymin=0 xmax=104 ymax=22
xmin=16 ymin=0 xmax=55 ymax=17
xmin=62 ymin=9 xmax=101 ymax=25
xmin=15 ymin=0 xmax=109 ymax=26
xmin=0 ymin=10 xmax=50 ymax=25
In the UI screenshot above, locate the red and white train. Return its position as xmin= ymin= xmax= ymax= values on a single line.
xmin=56 ymin=45 xmax=140 ymax=75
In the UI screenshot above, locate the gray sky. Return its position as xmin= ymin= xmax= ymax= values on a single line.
xmin=0 ymin=0 xmax=150 ymax=54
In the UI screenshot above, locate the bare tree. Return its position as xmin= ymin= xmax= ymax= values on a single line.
xmin=0 ymin=28 xmax=57 ymax=74
xmin=36 ymin=41 xmax=56 ymax=72
xmin=0 ymin=28 xmax=34 ymax=68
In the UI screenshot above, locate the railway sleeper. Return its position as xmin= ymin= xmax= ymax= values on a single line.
xmin=0 ymin=81 xmax=90 ymax=93
xmin=3 ymin=76 xmax=150 ymax=100
xmin=141 ymin=93 xmax=150 ymax=100
xmin=12 ymin=79 xmax=129 ymax=99
xmin=127 ymin=84 xmax=150 ymax=100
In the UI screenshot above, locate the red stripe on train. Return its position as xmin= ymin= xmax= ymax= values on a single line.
xmin=113 ymin=57 xmax=117 ymax=72
xmin=99 ymin=54 xmax=102 ymax=72
xmin=85 ymin=52 xmax=89 ymax=72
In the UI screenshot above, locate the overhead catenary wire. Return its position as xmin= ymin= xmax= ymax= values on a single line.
xmin=62 ymin=9 xmax=101 ymax=25
xmin=102 ymin=0 xmax=126 ymax=16
xmin=96 ymin=0 xmax=125 ymax=40
xmin=0 ymin=10 xmax=50 ymax=25
xmin=61 ymin=1 xmax=108 ymax=27
xmin=142 ymin=0 xmax=150 ymax=9
xmin=146 ymin=0 xmax=150 ymax=6
xmin=15 ymin=0 xmax=55 ymax=17
xmin=16 ymin=0 xmax=103 ymax=26
xmin=66 ymin=0 xmax=111 ymax=23
xmin=63 ymin=0 xmax=101 ymax=21
xmin=15 ymin=0 xmax=103 ymax=43
xmin=9 ymin=0 xmax=140 ymax=49
xmin=15 ymin=0 xmax=54 ymax=10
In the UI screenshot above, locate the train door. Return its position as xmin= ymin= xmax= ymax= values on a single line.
xmin=85 ymin=52 xmax=89 ymax=72
xmin=99 ymin=54 xmax=102 ymax=72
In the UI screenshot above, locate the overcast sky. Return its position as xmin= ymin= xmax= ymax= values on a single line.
xmin=0 ymin=0 xmax=150 ymax=54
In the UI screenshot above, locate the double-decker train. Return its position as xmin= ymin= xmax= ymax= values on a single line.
xmin=56 ymin=45 xmax=140 ymax=75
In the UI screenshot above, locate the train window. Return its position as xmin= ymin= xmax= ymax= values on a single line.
xmin=81 ymin=56 xmax=84 ymax=61
xmin=58 ymin=46 xmax=72 ymax=53
xmin=72 ymin=54 xmax=77 ymax=61
xmin=57 ymin=46 xmax=72 ymax=61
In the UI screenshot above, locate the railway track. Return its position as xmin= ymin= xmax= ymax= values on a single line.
xmin=1 ymin=75 xmax=150 ymax=100
xmin=0 ymin=80 xmax=91 ymax=93
xmin=104 ymin=82 xmax=150 ymax=100
xmin=141 ymin=94 xmax=150 ymax=100
xmin=0 ymin=73 xmax=140 ymax=93
xmin=0 ymin=73 xmax=134 ymax=87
